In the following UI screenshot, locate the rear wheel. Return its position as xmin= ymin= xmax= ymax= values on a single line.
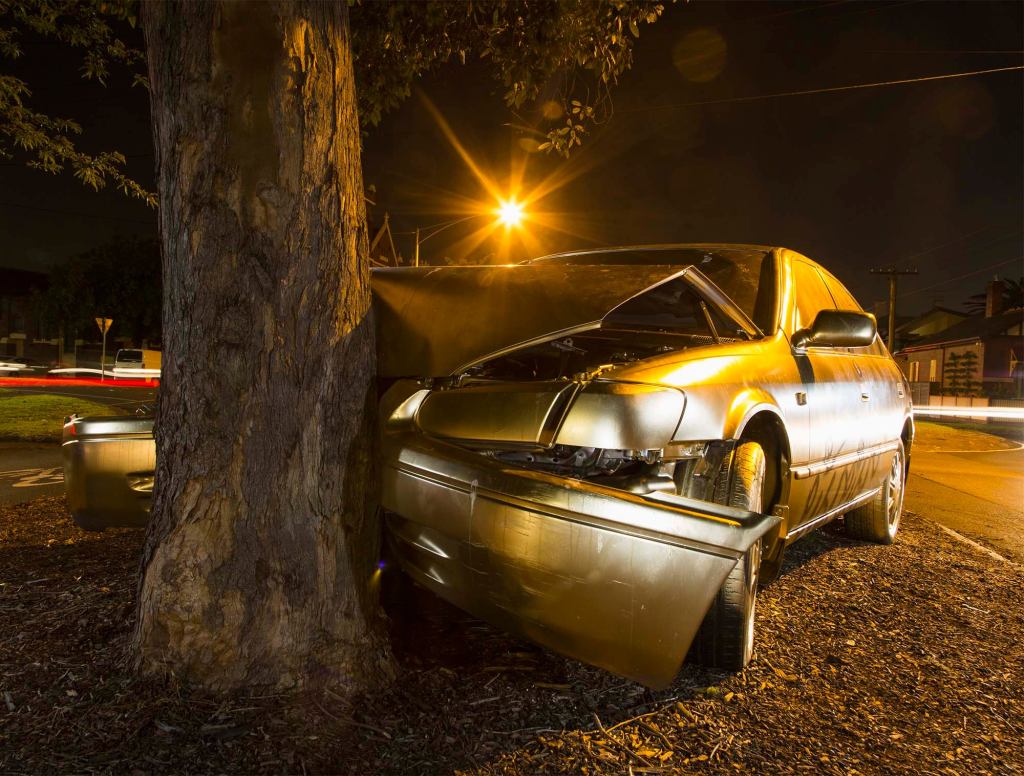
xmin=689 ymin=440 xmax=765 ymax=670
xmin=845 ymin=440 xmax=905 ymax=545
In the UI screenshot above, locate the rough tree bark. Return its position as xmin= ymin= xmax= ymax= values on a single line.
xmin=136 ymin=1 xmax=391 ymax=691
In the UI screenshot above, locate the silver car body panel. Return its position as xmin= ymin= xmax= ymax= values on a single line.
xmin=381 ymin=423 xmax=778 ymax=688
xmin=60 ymin=243 xmax=913 ymax=688
xmin=373 ymin=263 xmax=756 ymax=378
xmin=415 ymin=380 xmax=579 ymax=447
xmin=62 ymin=416 xmax=155 ymax=530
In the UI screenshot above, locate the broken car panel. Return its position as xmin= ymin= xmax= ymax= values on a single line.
xmin=62 ymin=244 xmax=912 ymax=688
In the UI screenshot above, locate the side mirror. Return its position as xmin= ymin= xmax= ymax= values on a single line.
xmin=793 ymin=309 xmax=876 ymax=349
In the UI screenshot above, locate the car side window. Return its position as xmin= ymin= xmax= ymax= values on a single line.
xmin=822 ymin=273 xmax=862 ymax=312
xmin=822 ymin=272 xmax=886 ymax=354
xmin=792 ymin=261 xmax=837 ymax=331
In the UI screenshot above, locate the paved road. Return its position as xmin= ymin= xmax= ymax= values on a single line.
xmin=905 ymin=442 xmax=1024 ymax=565
xmin=0 ymin=443 xmax=63 ymax=506
xmin=0 ymin=384 xmax=156 ymax=506
xmin=0 ymin=382 xmax=156 ymax=410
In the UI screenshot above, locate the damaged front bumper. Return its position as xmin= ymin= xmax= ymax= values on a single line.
xmin=382 ymin=429 xmax=779 ymax=689
xmin=62 ymin=414 xmax=154 ymax=530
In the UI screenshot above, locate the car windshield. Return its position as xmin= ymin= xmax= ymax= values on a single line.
xmin=117 ymin=350 xmax=143 ymax=361
xmin=531 ymin=247 xmax=773 ymax=331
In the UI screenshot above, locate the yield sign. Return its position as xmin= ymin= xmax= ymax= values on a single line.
xmin=95 ymin=317 xmax=113 ymax=335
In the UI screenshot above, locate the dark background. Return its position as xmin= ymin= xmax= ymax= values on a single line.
xmin=2 ymin=0 xmax=1021 ymax=314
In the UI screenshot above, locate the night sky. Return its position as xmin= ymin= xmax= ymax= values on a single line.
xmin=2 ymin=0 xmax=1022 ymax=315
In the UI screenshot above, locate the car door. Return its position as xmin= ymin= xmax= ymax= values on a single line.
xmin=786 ymin=258 xmax=867 ymax=530
xmin=820 ymin=270 xmax=903 ymax=490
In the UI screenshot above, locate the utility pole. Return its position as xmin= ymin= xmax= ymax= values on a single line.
xmin=869 ymin=267 xmax=918 ymax=353
xmin=414 ymin=227 xmax=420 ymax=267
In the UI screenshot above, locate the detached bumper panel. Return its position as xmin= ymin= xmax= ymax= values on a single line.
xmin=382 ymin=431 xmax=779 ymax=688
xmin=62 ymin=417 xmax=154 ymax=530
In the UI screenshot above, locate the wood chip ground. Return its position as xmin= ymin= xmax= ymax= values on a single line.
xmin=1 ymin=496 xmax=1021 ymax=774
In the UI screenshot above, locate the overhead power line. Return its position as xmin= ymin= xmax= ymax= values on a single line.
xmin=870 ymin=267 xmax=919 ymax=351
xmin=887 ymin=226 xmax=1019 ymax=266
xmin=902 ymin=256 xmax=1024 ymax=299
xmin=627 ymin=65 xmax=1024 ymax=114
xmin=867 ymin=50 xmax=1024 ymax=55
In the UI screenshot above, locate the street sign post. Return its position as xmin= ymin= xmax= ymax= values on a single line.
xmin=95 ymin=317 xmax=113 ymax=381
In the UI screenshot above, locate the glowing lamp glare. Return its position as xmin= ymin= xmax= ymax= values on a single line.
xmin=496 ymin=199 xmax=524 ymax=227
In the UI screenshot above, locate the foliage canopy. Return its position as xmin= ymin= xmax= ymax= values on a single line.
xmin=41 ymin=235 xmax=161 ymax=343
xmin=964 ymin=277 xmax=1024 ymax=315
xmin=0 ymin=0 xmax=665 ymax=200
xmin=0 ymin=0 xmax=153 ymax=204
xmin=351 ymin=0 xmax=665 ymax=155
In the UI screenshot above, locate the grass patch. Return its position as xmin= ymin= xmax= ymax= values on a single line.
xmin=0 ymin=390 xmax=116 ymax=442
xmin=913 ymin=419 xmax=1023 ymax=452
xmin=916 ymin=418 xmax=1024 ymax=447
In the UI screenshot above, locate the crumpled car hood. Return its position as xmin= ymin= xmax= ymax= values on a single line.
xmin=372 ymin=264 xmax=692 ymax=378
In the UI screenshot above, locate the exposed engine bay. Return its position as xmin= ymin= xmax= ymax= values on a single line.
xmin=438 ymin=326 xmax=722 ymax=495
xmin=487 ymin=444 xmax=686 ymax=495
xmin=403 ymin=273 xmax=751 ymax=498
xmin=464 ymin=329 xmax=717 ymax=381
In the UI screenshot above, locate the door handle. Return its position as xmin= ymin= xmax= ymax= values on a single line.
xmin=861 ymin=391 xmax=870 ymax=401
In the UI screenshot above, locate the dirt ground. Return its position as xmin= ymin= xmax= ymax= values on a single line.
xmin=2 ymin=496 xmax=1022 ymax=775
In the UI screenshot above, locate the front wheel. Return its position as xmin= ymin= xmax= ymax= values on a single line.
xmin=845 ymin=440 xmax=906 ymax=545
xmin=689 ymin=440 xmax=765 ymax=670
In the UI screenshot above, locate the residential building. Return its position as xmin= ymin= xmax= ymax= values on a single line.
xmin=899 ymin=281 xmax=1024 ymax=399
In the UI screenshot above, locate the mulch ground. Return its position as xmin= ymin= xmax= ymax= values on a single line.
xmin=2 ymin=496 xmax=1022 ymax=775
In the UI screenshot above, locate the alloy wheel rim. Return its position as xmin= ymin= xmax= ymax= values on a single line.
xmin=743 ymin=540 xmax=761 ymax=661
xmin=886 ymin=450 xmax=904 ymax=531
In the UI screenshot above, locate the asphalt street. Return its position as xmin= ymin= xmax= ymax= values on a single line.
xmin=0 ymin=383 xmax=156 ymax=507
xmin=905 ymin=442 xmax=1024 ymax=565
xmin=0 ymin=443 xmax=65 ymax=506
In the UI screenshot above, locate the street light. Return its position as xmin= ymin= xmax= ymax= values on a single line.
xmin=413 ymin=199 xmax=527 ymax=265
xmin=496 ymin=198 xmax=524 ymax=227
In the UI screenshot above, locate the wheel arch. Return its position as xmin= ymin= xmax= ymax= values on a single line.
xmin=901 ymin=413 xmax=914 ymax=473
xmin=734 ymin=407 xmax=791 ymax=518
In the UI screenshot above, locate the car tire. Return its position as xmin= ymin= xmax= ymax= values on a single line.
xmin=845 ymin=440 xmax=906 ymax=545
xmin=689 ymin=440 xmax=765 ymax=671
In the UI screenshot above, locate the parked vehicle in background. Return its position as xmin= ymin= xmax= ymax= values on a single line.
xmin=113 ymin=350 xmax=160 ymax=380
xmin=62 ymin=244 xmax=913 ymax=689
xmin=114 ymin=349 xmax=162 ymax=372
xmin=0 ymin=356 xmax=49 ymax=376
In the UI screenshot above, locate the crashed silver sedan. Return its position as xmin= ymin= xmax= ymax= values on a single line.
xmin=63 ymin=244 xmax=913 ymax=689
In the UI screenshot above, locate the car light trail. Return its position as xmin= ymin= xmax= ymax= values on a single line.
xmin=0 ymin=377 xmax=159 ymax=388
xmin=913 ymin=405 xmax=1024 ymax=420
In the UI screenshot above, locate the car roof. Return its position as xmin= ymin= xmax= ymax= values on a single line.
xmin=527 ymin=243 xmax=780 ymax=263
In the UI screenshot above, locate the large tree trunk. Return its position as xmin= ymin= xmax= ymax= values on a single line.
xmin=136 ymin=1 xmax=391 ymax=691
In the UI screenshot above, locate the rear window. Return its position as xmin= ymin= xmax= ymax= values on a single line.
xmin=117 ymin=350 xmax=143 ymax=361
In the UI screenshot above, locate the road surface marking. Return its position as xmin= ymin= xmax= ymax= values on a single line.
xmin=0 ymin=467 xmax=64 ymax=488
xmin=933 ymin=522 xmax=1023 ymax=572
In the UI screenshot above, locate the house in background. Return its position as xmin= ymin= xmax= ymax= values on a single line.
xmin=880 ymin=304 xmax=967 ymax=355
xmin=898 ymin=280 xmax=1024 ymax=400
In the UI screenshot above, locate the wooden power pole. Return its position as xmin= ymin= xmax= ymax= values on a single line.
xmin=869 ymin=266 xmax=919 ymax=353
